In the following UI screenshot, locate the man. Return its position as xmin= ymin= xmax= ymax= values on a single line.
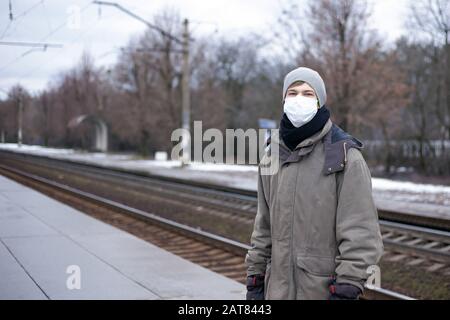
xmin=245 ymin=67 xmax=384 ymax=300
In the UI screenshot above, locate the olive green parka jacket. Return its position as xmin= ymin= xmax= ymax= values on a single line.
xmin=245 ymin=119 xmax=384 ymax=300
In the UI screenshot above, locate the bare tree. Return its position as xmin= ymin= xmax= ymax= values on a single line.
xmin=112 ymin=8 xmax=186 ymax=155
xmin=408 ymin=0 xmax=450 ymax=173
xmin=0 ymin=85 xmax=30 ymax=143
xmin=274 ymin=0 xmax=387 ymax=131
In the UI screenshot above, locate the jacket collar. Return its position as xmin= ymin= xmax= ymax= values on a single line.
xmin=277 ymin=119 xmax=332 ymax=150
xmin=322 ymin=124 xmax=364 ymax=175
xmin=266 ymin=120 xmax=363 ymax=174
xmin=294 ymin=119 xmax=332 ymax=150
xmin=270 ymin=119 xmax=332 ymax=166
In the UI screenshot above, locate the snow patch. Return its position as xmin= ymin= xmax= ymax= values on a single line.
xmin=0 ymin=143 xmax=448 ymax=195
xmin=372 ymin=178 xmax=450 ymax=194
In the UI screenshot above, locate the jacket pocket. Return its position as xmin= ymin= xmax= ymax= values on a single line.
xmin=296 ymin=255 xmax=336 ymax=277
xmin=295 ymin=255 xmax=336 ymax=300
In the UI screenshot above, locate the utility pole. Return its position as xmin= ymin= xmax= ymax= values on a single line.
xmin=93 ymin=1 xmax=192 ymax=164
xmin=181 ymin=18 xmax=191 ymax=165
xmin=0 ymin=88 xmax=6 ymax=144
xmin=17 ymin=88 xmax=23 ymax=147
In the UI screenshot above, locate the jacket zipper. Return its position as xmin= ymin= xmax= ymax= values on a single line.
xmin=288 ymin=159 xmax=301 ymax=298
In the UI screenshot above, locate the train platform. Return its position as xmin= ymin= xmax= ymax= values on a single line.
xmin=0 ymin=174 xmax=246 ymax=300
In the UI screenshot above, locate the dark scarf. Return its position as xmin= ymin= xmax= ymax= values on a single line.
xmin=280 ymin=106 xmax=330 ymax=151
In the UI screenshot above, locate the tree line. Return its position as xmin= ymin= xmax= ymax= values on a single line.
xmin=0 ymin=0 xmax=449 ymax=175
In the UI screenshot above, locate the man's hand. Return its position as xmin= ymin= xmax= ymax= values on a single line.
xmin=246 ymin=274 xmax=265 ymax=300
xmin=328 ymin=278 xmax=362 ymax=300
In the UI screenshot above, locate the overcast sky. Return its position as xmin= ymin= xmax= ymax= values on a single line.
xmin=0 ymin=0 xmax=410 ymax=98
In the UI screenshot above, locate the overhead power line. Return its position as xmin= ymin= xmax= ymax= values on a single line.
xmin=0 ymin=41 xmax=63 ymax=48
xmin=92 ymin=1 xmax=186 ymax=45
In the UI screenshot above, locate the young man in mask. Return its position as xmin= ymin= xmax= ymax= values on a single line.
xmin=245 ymin=67 xmax=384 ymax=300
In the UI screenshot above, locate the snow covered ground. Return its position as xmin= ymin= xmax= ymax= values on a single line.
xmin=0 ymin=143 xmax=259 ymax=190
xmin=1 ymin=143 xmax=449 ymax=217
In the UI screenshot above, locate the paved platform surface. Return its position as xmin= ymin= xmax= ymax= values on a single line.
xmin=0 ymin=175 xmax=246 ymax=300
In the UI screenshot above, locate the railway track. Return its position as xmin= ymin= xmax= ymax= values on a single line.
xmin=1 ymin=150 xmax=449 ymax=272
xmin=1 ymin=150 xmax=449 ymax=228
xmin=0 ymin=151 xmax=258 ymax=223
xmin=0 ymin=162 xmax=413 ymax=300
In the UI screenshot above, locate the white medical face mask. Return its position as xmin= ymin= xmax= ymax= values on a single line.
xmin=283 ymin=96 xmax=319 ymax=128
